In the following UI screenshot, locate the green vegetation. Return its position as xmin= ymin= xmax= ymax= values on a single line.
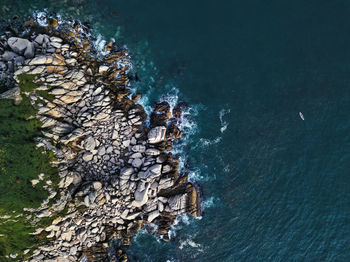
xmin=0 ymin=215 xmax=38 ymax=259
xmin=0 ymin=74 xmax=60 ymax=259
xmin=36 ymin=88 xmax=55 ymax=102
xmin=17 ymin=74 xmax=38 ymax=92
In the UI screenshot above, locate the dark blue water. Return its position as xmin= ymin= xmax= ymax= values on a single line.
xmin=3 ymin=0 xmax=350 ymax=261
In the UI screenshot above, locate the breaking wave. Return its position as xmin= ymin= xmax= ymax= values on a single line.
xmin=179 ymin=238 xmax=203 ymax=251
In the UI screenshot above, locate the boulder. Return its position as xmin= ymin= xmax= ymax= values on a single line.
xmin=61 ymin=231 xmax=72 ymax=242
xmin=112 ymin=130 xmax=118 ymax=139
xmin=145 ymin=164 xmax=162 ymax=180
xmin=59 ymin=94 xmax=81 ymax=104
xmin=145 ymin=148 xmax=160 ymax=156
xmin=84 ymin=195 xmax=90 ymax=207
xmin=158 ymin=201 xmax=164 ymax=212
xmin=64 ymin=176 xmax=74 ymax=187
xmin=14 ymin=56 xmax=25 ymax=65
xmin=24 ymin=42 xmax=35 ymax=58
xmin=122 ymin=139 xmax=130 ymax=147
xmin=8 ymin=37 xmax=32 ymax=54
xmin=148 ymin=126 xmax=167 ymax=144
xmin=93 ymin=86 xmax=102 ymax=96
xmin=34 ymin=34 xmax=45 ymax=45
xmin=93 ymin=181 xmax=102 ymax=190
xmin=130 ymin=153 xmax=142 ymax=159
xmin=106 ymin=146 xmax=113 ymax=154
xmin=167 ymin=124 xmax=182 ymax=140
xmin=66 ymin=58 xmax=77 ymax=66
xmin=98 ymin=146 xmax=106 ymax=156
xmin=50 ymin=42 xmax=62 ymax=49
xmin=98 ymin=65 xmax=109 ymax=74
xmin=50 ymin=36 xmax=63 ymax=43
xmin=82 ymin=152 xmax=93 ymax=162
xmin=132 ymin=158 xmax=143 ymax=168
xmin=162 ymin=165 xmax=172 ymax=173
xmin=94 ymin=112 xmax=109 ymax=121
xmin=120 ymin=167 xmax=134 ymax=179
xmin=125 ymin=211 xmax=141 ymax=220
xmin=2 ymin=51 xmax=18 ymax=61
xmin=29 ymin=55 xmax=52 ymax=65
xmin=0 ymin=87 xmax=21 ymax=103
xmin=50 ymin=88 xmax=66 ymax=95
xmin=84 ymin=136 xmax=96 ymax=151
xmin=158 ymin=178 xmax=173 ymax=190
xmin=147 ymin=210 xmax=160 ymax=222
xmin=132 ymin=182 xmax=150 ymax=207
xmin=52 ymin=217 xmax=63 ymax=225
xmin=168 ymin=194 xmax=187 ymax=212
xmin=132 ymin=145 xmax=146 ymax=153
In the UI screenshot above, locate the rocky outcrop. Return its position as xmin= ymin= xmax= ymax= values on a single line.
xmin=0 ymin=14 xmax=201 ymax=262
xmin=148 ymin=126 xmax=167 ymax=144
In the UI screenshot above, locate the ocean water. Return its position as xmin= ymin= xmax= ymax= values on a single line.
xmin=2 ymin=0 xmax=350 ymax=261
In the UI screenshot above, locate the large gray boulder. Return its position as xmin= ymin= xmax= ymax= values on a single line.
xmin=8 ymin=37 xmax=34 ymax=57
xmin=120 ymin=167 xmax=134 ymax=179
xmin=168 ymin=194 xmax=187 ymax=211
xmin=2 ymin=51 xmax=18 ymax=61
xmin=148 ymin=126 xmax=166 ymax=144
xmin=145 ymin=164 xmax=162 ymax=180
xmin=147 ymin=210 xmax=160 ymax=222
xmin=34 ymin=34 xmax=45 ymax=45
xmin=132 ymin=182 xmax=150 ymax=207
xmin=24 ymin=42 xmax=35 ymax=58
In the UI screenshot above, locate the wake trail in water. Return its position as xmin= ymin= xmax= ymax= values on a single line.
xmin=197 ymin=106 xmax=231 ymax=148
xmin=219 ymin=108 xmax=231 ymax=133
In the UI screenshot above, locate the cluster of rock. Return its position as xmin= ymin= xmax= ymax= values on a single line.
xmin=0 ymin=15 xmax=200 ymax=261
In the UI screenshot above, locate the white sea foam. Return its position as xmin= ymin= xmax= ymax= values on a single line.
xmin=202 ymin=196 xmax=218 ymax=209
xmin=137 ymin=95 xmax=152 ymax=118
xmin=167 ymin=213 xmax=192 ymax=239
xmin=33 ymin=11 xmax=49 ymax=27
xmin=223 ymin=164 xmax=231 ymax=173
xmin=199 ymin=136 xmax=222 ymax=147
xmin=179 ymin=238 xmax=203 ymax=251
xmin=219 ymin=108 xmax=231 ymax=133
xmin=146 ymin=87 xmax=201 ymax=180
xmin=170 ymin=215 xmax=204 ymax=253
xmin=187 ymin=168 xmax=205 ymax=182
xmin=33 ymin=11 xmax=65 ymax=29
xmin=166 ymin=259 xmax=180 ymax=262
xmin=160 ymin=87 xmax=179 ymax=113
xmin=93 ymin=34 xmax=110 ymax=56
xmin=159 ymin=87 xmax=200 ymax=136
xmin=133 ymin=228 xmax=161 ymax=244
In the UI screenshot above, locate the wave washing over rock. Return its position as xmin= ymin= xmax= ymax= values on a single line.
xmin=0 ymin=13 xmax=201 ymax=261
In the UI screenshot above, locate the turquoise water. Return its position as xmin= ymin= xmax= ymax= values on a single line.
xmin=2 ymin=0 xmax=350 ymax=261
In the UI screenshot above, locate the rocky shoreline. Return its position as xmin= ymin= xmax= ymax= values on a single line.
xmin=0 ymin=15 xmax=200 ymax=261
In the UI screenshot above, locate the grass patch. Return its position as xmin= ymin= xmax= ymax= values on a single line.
xmin=0 ymin=98 xmax=58 ymax=211
xmin=0 ymin=75 xmax=61 ymax=259
xmin=17 ymin=74 xmax=38 ymax=92
xmin=36 ymin=89 xmax=55 ymax=102
xmin=0 ymin=215 xmax=38 ymax=260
